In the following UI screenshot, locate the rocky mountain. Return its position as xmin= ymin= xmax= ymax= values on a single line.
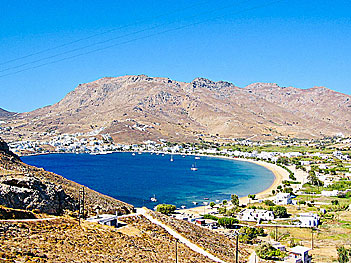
xmin=0 ymin=138 xmax=134 ymax=215
xmin=0 ymin=108 xmax=15 ymax=118
xmin=5 ymin=75 xmax=351 ymax=142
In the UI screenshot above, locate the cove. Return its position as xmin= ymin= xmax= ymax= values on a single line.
xmin=22 ymin=152 xmax=275 ymax=209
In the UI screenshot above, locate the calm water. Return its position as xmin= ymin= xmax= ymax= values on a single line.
xmin=22 ymin=153 xmax=274 ymax=209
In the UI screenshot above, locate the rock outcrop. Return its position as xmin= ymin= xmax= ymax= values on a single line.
xmin=0 ymin=176 xmax=75 ymax=214
xmin=0 ymin=138 xmax=134 ymax=215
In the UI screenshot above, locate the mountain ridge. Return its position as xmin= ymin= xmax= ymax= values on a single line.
xmin=3 ymin=74 xmax=351 ymax=143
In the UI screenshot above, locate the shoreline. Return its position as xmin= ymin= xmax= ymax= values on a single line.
xmin=177 ymin=156 xmax=290 ymax=215
xmin=22 ymin=151 xmax=290 ymax=210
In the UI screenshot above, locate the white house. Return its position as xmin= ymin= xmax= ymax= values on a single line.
xmin=86 ymin=214 xmax=119 ymax=227
xmin=288 ymin=246 xmax=312 ymax=263
xmin=300 ymin=161 xmax=310 ymax=166
xmin=275 ymin=193 xmax=293 ymax=205
xmin=237 ymin=209 xmax=274 ymax=222
xmin=319 ymin=164 xmax=328 ymax=170
xmin=298 ymin=213 xmax=319 ymax=227
xmin=321 ymin=190 xmax=339 ymax=197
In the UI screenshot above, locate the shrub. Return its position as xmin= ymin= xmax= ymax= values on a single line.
xmin=218 ymin=207 xmax=227 ymax=214
xmin=203 ymin=214 xmax=218 ymax=221
xmin=269 ymin=206 xmax=288 ymax=218
xmin=332 ymin=200 xmax=339 ymax=205
xmin=255 ymin=242 xmax=287 ymax=260
xmin=156 ymin=204 xmax=176 ymax=215
xmin=239 ymin=227 xmax=265 ymax=244
xmin=264 ymin=200 xmax=275 ymax=206
xmin=231 ymin=194 xmax=239 ymax=206
xmin=217 ymin=217 xmax=239 ymax=228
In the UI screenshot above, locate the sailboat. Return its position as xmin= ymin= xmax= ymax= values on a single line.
xmin=190 ymin=162 xmax=198 ymax=171
xmin=170 ymin=155 xmax=174 ymax=162
xmin=150 ymin=194 xmax=157 ymax=202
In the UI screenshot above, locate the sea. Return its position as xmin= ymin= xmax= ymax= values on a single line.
xmin=22 ymin=152 xmax=275 ymax=209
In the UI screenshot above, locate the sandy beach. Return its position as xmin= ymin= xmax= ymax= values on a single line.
xmin=179 ymin=156 xmax=291 ymax=216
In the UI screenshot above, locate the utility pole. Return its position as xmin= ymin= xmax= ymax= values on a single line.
xmin=78 ymin=187 xmax=85 ymax=225
xmin=311 ymin=227 xmax=314 ymax=249
xmin=235 ymin=233 xmax=239 ymax=263
xmin=275 ymin=225 xmax=278 ymax=241
xmin=175 ymin=239 xmax=178 ymax=263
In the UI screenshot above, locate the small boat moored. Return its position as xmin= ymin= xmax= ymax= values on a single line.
xmin=190 ymin=163 xmax=198 ymax=171
xmin=150 ymin=194 xmax=157 ymax=202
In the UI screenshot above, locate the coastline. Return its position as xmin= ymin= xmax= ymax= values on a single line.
xmin=178 ymin=156 xmax=290 ymax=215
xmin=22 ymin=151 xmax=290 ymax=210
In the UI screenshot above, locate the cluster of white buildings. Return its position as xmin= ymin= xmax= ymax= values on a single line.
xmin=237 ymin=209 xmax=275 ymax=222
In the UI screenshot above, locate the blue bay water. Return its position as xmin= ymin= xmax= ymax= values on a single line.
xmin=22 ymin=153 xmax=274 ymax=209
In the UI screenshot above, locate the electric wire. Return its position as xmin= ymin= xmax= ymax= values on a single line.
xmin=0 ymin=0 xmax=283 ymax=79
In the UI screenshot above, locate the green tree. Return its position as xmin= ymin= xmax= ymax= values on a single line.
xmin=239 ymin=227 xmax=264 ymax=244
xmin=337 ymin=246 xmax=350 ymax=263
xmin=209 ymin=202 xmax=215 ymax=208
xmin=264 ymin=200 xmax=275 ymax=206
xmin=248 ymin=194 xmax=256 ymax=202
xmin=217 ymin=217 xmax=239 ymax=228
xmin=156 ymin=204 xmax=176 ymax=215
xmin=269 ymin=206 xmax=288 ymax=218
xmin=231 ymin=194 xmax=239 ymax=206
xmin=307 ymin=171 xmax=323 ymax=186
xmin=255 ymin=242 xmax=286 ymax=260
xmin=222 ymin=200 xmax=228 ymax=205
xmin=218 ymin=207 xmax=227 ymax=214
xmin=332 ymin=200 xmax=339 ymax=205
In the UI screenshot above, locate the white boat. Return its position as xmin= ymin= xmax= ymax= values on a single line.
xmin=195 ymin=156 xmax=200 ymax=160
xmin=132 ymin=153 xmax=136 ymax=156
xmin=192 ymin=201 xmax=198 ymax=205
xmin=181 ymin=205 xmax=186 ymax=209
xmin=150 ymin=194 xmax=157 ymax=202
xmin=170 ymin=155 xmax=174 ymax=162
xmin=138 ymin=152 xmax=142 ymax=155
xmin=190 ymin=163 xmax=198 ymax=171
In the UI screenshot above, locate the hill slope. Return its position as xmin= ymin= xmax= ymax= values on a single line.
xmin=0 ymin=138 xmax=134 ymax=215
xmin=6 ymin=75 xmax=351 ymax=142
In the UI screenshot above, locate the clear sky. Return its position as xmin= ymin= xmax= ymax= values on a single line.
xmin=0 ymin=0 xmax=350 ymax=112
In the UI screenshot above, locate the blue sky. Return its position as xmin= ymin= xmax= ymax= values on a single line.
xmin=0 ymin=0 xmax=350 ymax=112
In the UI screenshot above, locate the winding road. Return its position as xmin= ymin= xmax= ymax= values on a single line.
xmin=138 ymin=207 xmax=227 ymax=263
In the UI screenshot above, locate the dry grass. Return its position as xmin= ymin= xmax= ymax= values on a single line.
xmin=147 ymin=209 xmax=250 ymax=263
xmin=0 ymin=215 xmax=216 ymax=262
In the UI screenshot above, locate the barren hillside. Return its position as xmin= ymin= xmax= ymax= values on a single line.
xmin=4 ymin=75 xmax=351 ymax=142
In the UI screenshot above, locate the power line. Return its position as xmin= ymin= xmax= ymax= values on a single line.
xmin=0 ymin=0 xmax=246 ymax=74
xmin=0 ymin=0 xmax=284 ymax=79
xmin=0 ymin=0 xmax=215 ymax=66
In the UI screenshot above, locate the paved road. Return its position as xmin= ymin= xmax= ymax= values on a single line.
xmin=248 ymin=251 xmax=258 ymax=263
xmin=138 ymin=208 xmax=226 ymax=263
